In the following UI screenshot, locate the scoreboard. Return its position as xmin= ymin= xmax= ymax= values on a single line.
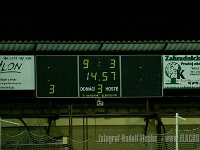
xmin=36 ymin=56 xmax=162 ymax=98
xmin=36 ymin=56 xmax=78 ymax=97
xmin=79 ymin=56 xmax=120 ymax=97
xmin=121 ymin=56 xmax=162 ymax=97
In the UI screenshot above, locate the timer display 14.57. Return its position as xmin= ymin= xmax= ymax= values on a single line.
xmin=79 ymin=56 xmax=120 ymax=97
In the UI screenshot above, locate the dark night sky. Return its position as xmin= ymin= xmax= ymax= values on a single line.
xmin=0 ymin=1 xmax=200 ymax=41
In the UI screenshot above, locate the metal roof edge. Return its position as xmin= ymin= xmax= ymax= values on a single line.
xmin=1 ymin=40 xmax=200 ymax=44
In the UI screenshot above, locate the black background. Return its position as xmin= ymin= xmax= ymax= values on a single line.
xmin=122 ymin=56 xmax=162 ymax=97
xmin=0 ymin=1 xmax=199 ymax=41
xmin=36 ymin=56 xmax=78 ymax=97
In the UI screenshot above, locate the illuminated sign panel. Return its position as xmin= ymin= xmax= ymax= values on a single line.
xmin=79 ymin=56 xmax=120 ymax=97
xmin=163 ymin=55 xmax=200 ymax=89
xmin=0 ymin=55 xmax=35 ymax=90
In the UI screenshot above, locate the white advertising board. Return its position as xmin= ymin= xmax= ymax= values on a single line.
xmin=0 ymin=55 xmax=35 ymax=90
xmin=163 ymin=55 xmax=200 ymax=89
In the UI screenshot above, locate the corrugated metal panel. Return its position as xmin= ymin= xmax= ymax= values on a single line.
xmin=165 ymin=43 xmax=200 ymax=50
xmin=101 ymin=43 xmax=165 ymax=51
xmin=1 ymin=40 xmax=200 ymax=51
xmin=0 ymin=43 xmax=35 ymax=51
xmin=35 ymin=43 xmax=101 ymax=51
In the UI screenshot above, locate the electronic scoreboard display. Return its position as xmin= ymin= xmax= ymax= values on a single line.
xmin=36 ymin=55 xmax=162 ymax=98
xmin=79 ymin=56 xmax=120 ymax=97
xmin=121 ymin=56 xmax=162 ymax=97
xmin=36 ymin=56 xmax=78 ymax=97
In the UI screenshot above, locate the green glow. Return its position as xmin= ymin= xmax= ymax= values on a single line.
xmin=91 ymin=72 xmax=97 ymax=80
xmin=83 ymin=59 xmax=89 ymax=68
xmin=102 ymin=72 xmax=108 ymax=81
xmin=110 ymin=59 xmax=115 ymax=68
xmin=49 ymin=84 xmax=55 ymax=94
xmin=97 ymin=84 xmax=103 ymax=93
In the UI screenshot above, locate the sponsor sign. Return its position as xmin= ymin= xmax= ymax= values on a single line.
xmin=0 ymin=55 xmax=35 ymax=90
xmin=163 ymin=55 xmax=200 ymax=89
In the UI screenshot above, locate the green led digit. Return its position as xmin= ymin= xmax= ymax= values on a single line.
xmin=110 ymin=59 xmax=115 ymax=68
xmin=91 ymin=72 xmax=97 ymax=80
xmin=83 ymin=59 xmax=89 ymax=68
xmin=97 ymin=84 xmax=103 ymax=93
xmin=49 ymin=84 xmax=55 ymax=94
xmin=87 ymin=72 xmax=89 ymax=80
xmin=102 ymin=72 xmax=108 ymax=81
xmin=111 ymin=72 xmax=116 ymax=80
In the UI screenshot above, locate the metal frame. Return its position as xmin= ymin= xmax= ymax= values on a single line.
xmin=35 ymin=55 xmax=163 ymax=98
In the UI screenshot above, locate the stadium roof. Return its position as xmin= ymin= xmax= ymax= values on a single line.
xmin=1 ymin=40 xmax=200 ymax=51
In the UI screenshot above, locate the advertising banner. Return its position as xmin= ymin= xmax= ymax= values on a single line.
xmin=163 ymin=55 xmax=200 ymax=89
xmin=0 ymin=55 xmax=35 ymax=90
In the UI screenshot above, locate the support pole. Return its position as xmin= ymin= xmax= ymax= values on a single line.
xmin=146 ymin=99 xmax=149 ymax=112
xmin=0 ymin=117 xmax=1 ymax=150
xmin=69 ymin=105 xmax=73 ymax=150
xmin=83 ymin=106 xmax=85 ymax=150
xmin=176 ymin=113 xmax=178 ymax=150
xmin=175 ymin=113 xmax=186 ymax=150
xmin=86 ymin=105 xmax=88 ymax=150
